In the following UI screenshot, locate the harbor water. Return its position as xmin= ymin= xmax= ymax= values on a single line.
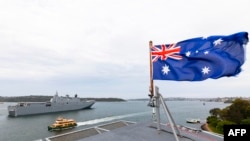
xmin=0 ymin=100 xmax=230 ymax=141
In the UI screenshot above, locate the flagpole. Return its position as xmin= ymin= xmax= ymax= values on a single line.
xmin=149 ymin=41 xmax=161 ymax=131
xmin=149 ymin=41 xmax=154 ymax=97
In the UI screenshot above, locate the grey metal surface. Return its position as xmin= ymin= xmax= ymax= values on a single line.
xmin=45 ymin=120 xmax=223 ymax=141
xmin=46 ymin=121 xmax=134 ymax=141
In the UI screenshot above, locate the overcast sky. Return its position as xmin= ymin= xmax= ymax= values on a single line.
xmin=0 ymin=0 xmax=249 ymax=99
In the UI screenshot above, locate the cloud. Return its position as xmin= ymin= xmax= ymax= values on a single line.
xmin=0 ymin=0 xmax=249 ymax=98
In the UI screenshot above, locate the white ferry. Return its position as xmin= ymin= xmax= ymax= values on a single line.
xmin=8 ymin=92 xmax=95 ymax=117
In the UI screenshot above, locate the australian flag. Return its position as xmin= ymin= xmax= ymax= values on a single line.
xmin=151 ymin=32 xmax=249 ymax=81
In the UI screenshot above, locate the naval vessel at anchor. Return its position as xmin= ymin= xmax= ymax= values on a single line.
xmin=8 ymin=92 xmax=95 ymax=117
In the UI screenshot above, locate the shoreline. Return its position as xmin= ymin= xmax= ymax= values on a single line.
xmin=201 ymin=123 xmax=212 ymax=132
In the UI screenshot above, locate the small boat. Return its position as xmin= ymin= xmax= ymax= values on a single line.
xmin=186 ymin=118 xmax=200 ymax=124
xmin=48 ymin=117 xmax=77 ymax=131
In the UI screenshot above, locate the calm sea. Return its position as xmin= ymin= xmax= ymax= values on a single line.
xmin=0 ymin=100 xmax=230 ymax=141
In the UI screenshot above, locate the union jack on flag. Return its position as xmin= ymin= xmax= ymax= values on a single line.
xmin=151 ymin=44 xmax=182 ymax=62
xmin=151 ymin=32 xmax=248 ymax=81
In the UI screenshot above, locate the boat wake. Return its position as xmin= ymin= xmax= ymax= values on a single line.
xmin=77 ymin=111 xmax=150 ymax=127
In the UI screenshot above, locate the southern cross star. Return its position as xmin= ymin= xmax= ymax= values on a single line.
xmin=204 ymin=51 xmax=209 ymax=55
xmin=213 ymin=38 xmax=223 ymax=46
xmin=202 ymin=66 xmax=210 ymax=74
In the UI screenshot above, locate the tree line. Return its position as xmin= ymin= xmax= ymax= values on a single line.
xmin=207 ymin=98 xmax=250 ymax=134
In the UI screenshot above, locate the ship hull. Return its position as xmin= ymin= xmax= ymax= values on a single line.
xmin=8 ymin=101 xmax=95 ymax=117
xmin=48 ymin=124 xmax=77 ymax=131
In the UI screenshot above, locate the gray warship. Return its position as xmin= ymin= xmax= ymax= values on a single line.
xmin=8 ymin=92 xmax=95 ymax=117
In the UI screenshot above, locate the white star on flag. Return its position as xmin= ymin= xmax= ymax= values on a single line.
xmin=162 ymin=64 xmax=170 ymax=75
xmin=202 ymin=66 xmax=210 ymax=74
xmin=185 ymin=51 xmax=191 ymax=57
xmin=204 ymin=51 xmax=209 ymax=55
xmin=213 ymin=38 xmax=223 ymax=46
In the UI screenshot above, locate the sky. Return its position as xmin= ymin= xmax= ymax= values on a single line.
xmin=0 ymin=0 xmax=249 ymax=99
